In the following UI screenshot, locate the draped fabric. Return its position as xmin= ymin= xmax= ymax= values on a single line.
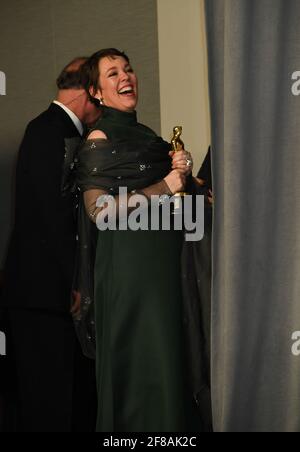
xmin=71 ymin=133 xmax=172 ymax=359
xmin=205 ymin=0 xmax=300 ymax=432
xmin=76 ymin=137 xmax=171 ymax=194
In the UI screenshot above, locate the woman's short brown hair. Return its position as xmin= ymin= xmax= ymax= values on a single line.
xmin=81 ymin=48 xmax=130 ymax=105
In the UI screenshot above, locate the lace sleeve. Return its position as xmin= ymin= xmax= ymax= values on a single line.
xmin=84 ymin=188 xmax=108 ymax=223
xmin=83 ymin=180 xmax=172 ymax=224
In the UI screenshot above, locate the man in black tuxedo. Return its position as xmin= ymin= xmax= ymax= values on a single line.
xmin=1 ymin=58 xmax=100 ymax=432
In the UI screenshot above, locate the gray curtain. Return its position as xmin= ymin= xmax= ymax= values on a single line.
xmin=205 ymin=0 xmax=300 ymax=432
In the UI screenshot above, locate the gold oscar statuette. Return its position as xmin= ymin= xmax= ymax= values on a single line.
xmin=171 ymin=126 xmax=187 ymax=203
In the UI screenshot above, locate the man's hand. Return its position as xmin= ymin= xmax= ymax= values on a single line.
xmin=194 ymin=177 xmax=206 ymax=187
xmin=70 ymin=290 xmax=81 ymax=317
xmin=194 ymin=177 xmax=214 ymax=205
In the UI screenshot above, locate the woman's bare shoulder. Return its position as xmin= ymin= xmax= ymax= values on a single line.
xmin=87 ymin=130 xmax=108 ymax=140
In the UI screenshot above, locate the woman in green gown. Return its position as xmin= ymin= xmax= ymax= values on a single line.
xmin=76 ymin=48 xmax=199 ymax=432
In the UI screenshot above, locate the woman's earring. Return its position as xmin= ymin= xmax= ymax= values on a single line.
xmin=100 ymin=98 xmax=104 ymax=105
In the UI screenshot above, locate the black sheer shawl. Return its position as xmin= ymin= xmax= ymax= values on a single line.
xmin=70 ymin=136 xmax=172 ymax=359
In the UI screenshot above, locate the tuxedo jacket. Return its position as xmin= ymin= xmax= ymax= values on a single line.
xmin=3 ymin=103 xmax=81 ymax=312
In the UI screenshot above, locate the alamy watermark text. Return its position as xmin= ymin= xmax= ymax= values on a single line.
xmin=95 ymin=188 xmax=204 ymax=242
xmin=0 ymin=71 xmax=6 ymax=95
xmin=0 ymin=331 xmax=6 ymax=356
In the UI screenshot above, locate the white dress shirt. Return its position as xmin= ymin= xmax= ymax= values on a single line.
xmin=53 ymin=100 xmax=84 ymax=136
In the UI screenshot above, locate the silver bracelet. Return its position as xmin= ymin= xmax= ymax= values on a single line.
xmin=89 ymin=208 xmax=98 ymax=219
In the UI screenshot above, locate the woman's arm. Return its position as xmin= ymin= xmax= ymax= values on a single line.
xmin=83 ymin=171 xmax=185 ymax=224
xmin=83 ymin=131 xmax=186 ymax=223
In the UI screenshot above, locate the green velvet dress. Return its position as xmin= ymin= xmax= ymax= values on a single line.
xmin=93 ymin=107 xmax=199 ymax=432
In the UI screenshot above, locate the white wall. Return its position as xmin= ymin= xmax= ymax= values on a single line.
xmin=157 ymin=0 xmax=211 ymax=172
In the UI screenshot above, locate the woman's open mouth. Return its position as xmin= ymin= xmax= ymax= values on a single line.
xmin=118 ymin=85 xmax=136 ymax=97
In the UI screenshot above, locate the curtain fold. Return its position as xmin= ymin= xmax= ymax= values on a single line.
xmin=205 ymin=0 xmax=300 ymax=432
